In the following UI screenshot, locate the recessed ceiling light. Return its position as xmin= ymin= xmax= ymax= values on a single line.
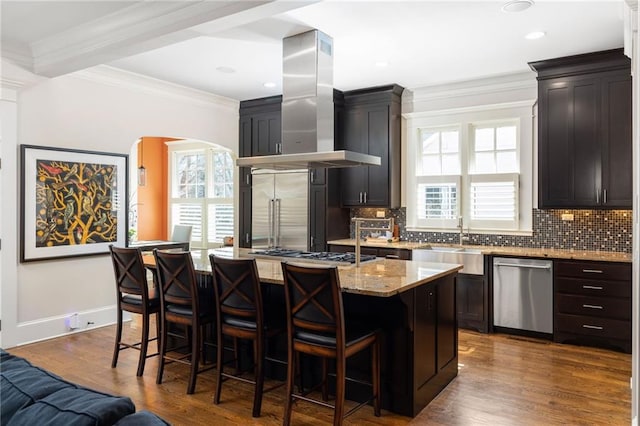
xmin=375 ymin=61 xmax=389 ymax=68
xmin=501 ymin=0 xmax=534 ymax=13
xmin=216 ymin=66 xmax=236 ymax=74
xmin=525 ymin=31 xmax=546 ymax=40
xmin=263 ymin=82 xmax=276 ymax=88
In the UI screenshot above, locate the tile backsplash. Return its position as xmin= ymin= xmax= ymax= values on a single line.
xmin=351 ymin=208 xmax=633 ymax=253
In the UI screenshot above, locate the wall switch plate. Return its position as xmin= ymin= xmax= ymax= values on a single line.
xmin=376 ymin=210 xmax=386 ymax=218
xmin=561 ymin=213 xmax=574 ymax=221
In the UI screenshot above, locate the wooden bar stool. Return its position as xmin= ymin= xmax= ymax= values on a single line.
xmin=109 ymin=245 xmax=160 ymax=377
xmin=280 ymin=262 xmax=381 ymax=426
xmin=209 ymin=255 xmax=286 ymax=417
xmin=153 ymin=249 xmax=216 ymax=394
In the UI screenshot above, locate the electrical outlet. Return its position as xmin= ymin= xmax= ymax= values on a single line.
xmin=376 ymin=210 xmax=385 ymax=218
xmin=65 ymin=313 xmax=79 ymax=330
xmin=561 ymin=213 xmax=574 ymax=221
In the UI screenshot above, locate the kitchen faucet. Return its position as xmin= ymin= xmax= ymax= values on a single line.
xmin=352 ymin=217 xmax=394 ymax=267
xmin=458 ymin=216 xmax=469 ymax=247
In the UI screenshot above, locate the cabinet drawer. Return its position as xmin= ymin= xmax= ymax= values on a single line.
xmin=555 ymin=277 xmax=630 ymax=298
xmin=555 ymin=261 xmax=630 ymax=281
xmin=555 ymin=313 xmax=630 ymax=340
xmin=555 ymin=294 xmax=630 ymax=320
xmin=377 ymin=248 xmax=411 ymax=260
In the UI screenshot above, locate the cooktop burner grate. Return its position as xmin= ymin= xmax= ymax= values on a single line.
xmin=249 ymin=249 xmax=376 ymax=264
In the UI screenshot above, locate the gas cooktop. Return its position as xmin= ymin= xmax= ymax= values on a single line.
xmin=249 ymin=248 xmax=377 ymax=264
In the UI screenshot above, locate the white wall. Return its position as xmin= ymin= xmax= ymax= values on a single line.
xmin=1 ymin=65 xmax=238 ymax=348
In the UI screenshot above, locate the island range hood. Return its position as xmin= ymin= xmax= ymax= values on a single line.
xmin=236 ymin=30 xmax=381 ymax=171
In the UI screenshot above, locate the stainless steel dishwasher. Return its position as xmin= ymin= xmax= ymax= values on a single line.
xmin=493 ymin=257 xmax=553 ymax=334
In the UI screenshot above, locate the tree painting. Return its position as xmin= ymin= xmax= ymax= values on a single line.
xmin=35 ymin=159 xmax=118 ymax=247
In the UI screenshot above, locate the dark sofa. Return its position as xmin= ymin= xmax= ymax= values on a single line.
xmin=0 ymin=349 xmax=169 ymax=425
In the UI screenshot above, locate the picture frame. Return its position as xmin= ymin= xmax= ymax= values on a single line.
xmin=20 ymin=145 xmax=128 ymax=262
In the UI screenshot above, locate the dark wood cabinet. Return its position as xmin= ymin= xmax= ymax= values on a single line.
xmin=327 ymin=244 xmax=412 ymax=260
xmin=456 ymin=273 xmax=488 ymax=333
xmin=400 ymin=273 xmax=457 ymax=415
xmin=554 ymin=259 xmax=631 ymax=353
xmin=238 ymin=93 xmax=349 ymax=250
xmin=339 ymin=85 xmax=403 ymax=208
xmin=530 ymin=49 xmax=632 ymax=209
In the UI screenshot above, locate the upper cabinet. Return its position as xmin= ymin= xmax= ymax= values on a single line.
xmin=239 ymin=95 xmax=283 ymax=158
xmin=529 ymin=49 xmax=632 ymax=209
xmin=339 ymin=85 xmax=403 ymax=208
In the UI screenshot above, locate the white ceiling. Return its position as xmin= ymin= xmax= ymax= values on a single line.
xmin=1 ymin=1 xmax=626 ymax=101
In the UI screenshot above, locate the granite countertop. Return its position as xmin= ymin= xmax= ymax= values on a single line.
xmin=145 ymin=248 xmax=462 ymax=297
xmin=327 ymin=239 xmax=632 ymax=263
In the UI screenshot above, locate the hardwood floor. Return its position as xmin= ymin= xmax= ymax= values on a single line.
xmin=7 ymin=320 xmax=631 ymax=425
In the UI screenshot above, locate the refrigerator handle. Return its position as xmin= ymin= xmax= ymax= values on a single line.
xmin=268 ymin=199 xmax=274 ymax=248
xmin=275 ymin=198 xmax=281 ymax=247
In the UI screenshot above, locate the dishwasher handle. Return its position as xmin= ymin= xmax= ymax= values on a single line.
xmin=494 ymin=262 xmax=552 ymax=270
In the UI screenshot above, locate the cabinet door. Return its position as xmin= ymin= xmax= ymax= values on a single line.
xmin=239 ymin=115 xmax=252 ymax=157
xmin=539 ymin=76 xmax=600 ymax=208
xmin=601 ymin=74 xmax=632 ymax=208
xmin=238 ymin=186 xmax=252 ymax=248
xmin=252 ymin=111 xmax=281 ymax=156
xmin=437 ymin=276 xmax=457 ymax=370
xmin=309 ymin=185 xmax=327 ymax=252
xmin=341 ymin=108 xmax=367 ymax=206
xmin=364 ymin=105 xmax=390 ymax=206
xmin=414 ymin=286 xmax=437 ymax=387
xmin=456 ymin=274 xmax=484 ymax=323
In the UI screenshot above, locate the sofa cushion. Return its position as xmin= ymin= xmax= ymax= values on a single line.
xmin=1 ymin=364 xmax=74 ymax=423
xmin=114 ymin=410 xmax=171 ymax=426
xmin=6 ymin=387 xmax=136 ymax=426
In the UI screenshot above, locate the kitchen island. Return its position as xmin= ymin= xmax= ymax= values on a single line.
xmin=145 ymin=248 xmax=462 ymax=417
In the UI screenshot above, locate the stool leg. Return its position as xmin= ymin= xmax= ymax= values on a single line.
xmin=213 ymin=327 xmax=224 ymax=404
xmin=111 ymin=304 xmax=123 ymax=368
xmin=373 ymin=339 xmax=381 ymax=416
xmin=187 ymin=320 xmax=200 ymax=394
xmin=137 ymin=312 xmax=150 ymax=376
xmin=156 ymin=315 xmax=167 ymax=385
xmin=252 ymin=337 xmax=264 ymax=417
xmin=333 ymin=355 xmax=345 ymax=426
xmin=283 ymin=345 xmax=296 ymax=426
xmin=321 ymin=357 xmax=329 ymax=401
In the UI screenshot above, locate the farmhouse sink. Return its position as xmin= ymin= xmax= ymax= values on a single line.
xmin=413 ymin=246 xmax=484 ymax=275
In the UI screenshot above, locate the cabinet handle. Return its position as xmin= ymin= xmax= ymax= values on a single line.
xmin=363 ymin=192 xmax=367 ymax=204
xmin=246 ymin=174 xmax=250 ymax=185
xmin=428 ymin=291 xmax=434 ymax=311
xmin=310 ymin=236 xmax=315 ymax=247
xmin=603 ymin=189 xmax=607 ymax=204
xmin=582 ymin=304 xmax=603 ymax=310
xmin=582 ymin=285 xmax=603 ymax=290
xmin=582 ymin=324 xmax=604 ymax=330
xmin=310 ymin=171 xmax=315 ymax=184
xmin=582 ymin=269 xmax=603 ymax=274
xmin=359 ymin=192 xmax=363 ymax=203
xmin=596 ymin=190 xmax=600 ymax=204
xmin=245 ymin=233 xmax=250 ymax=244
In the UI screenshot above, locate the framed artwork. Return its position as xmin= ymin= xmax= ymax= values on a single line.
xmin=20 ymin=145 xmax=128 ymax=262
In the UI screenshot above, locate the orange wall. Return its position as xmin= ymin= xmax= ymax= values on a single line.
xmin=136 ymin=137 xmax=178 ymax=240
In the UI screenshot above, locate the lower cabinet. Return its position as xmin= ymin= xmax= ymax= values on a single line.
xmin=554 ymin=260 xmax=631 ymax=353
xmin=456 ymin=273 xmax=488 ymax=333
xmin=327 ymin=243 xmax=412 ymax=260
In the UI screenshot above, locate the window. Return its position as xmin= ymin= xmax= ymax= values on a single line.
xmin=415 ymin=127 xmax=461 ymax=228
xmin=407 ymin=112 xmax=528 ymax=233
xmin=170 ymin=145 xmax=234 ymax=248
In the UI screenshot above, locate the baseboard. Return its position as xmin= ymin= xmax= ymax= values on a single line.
xmin=11 ymin=306 xmax=129 ymax=347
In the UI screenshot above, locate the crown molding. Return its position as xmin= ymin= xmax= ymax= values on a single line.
xmin=73 ymin=65 xmax=239 ymax=110
xmin=402 ymin=99 xmax=537 ymax=120
xmin=625 ymin=0 xmax=638 ymax=11
xmin=30 ymin=1 xmax=270 ymax=77
xmin=405 ymin=71 xmax=537 ymax=105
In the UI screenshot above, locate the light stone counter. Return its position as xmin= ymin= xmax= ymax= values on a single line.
xmin=145 ymin=247 xmax=462 ymax=297
xmin=327 ymin=239 xmax=632 ymax=263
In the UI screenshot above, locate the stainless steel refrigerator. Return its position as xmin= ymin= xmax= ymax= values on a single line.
xmin=251 ymin=170 xmax=309 ymax=250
